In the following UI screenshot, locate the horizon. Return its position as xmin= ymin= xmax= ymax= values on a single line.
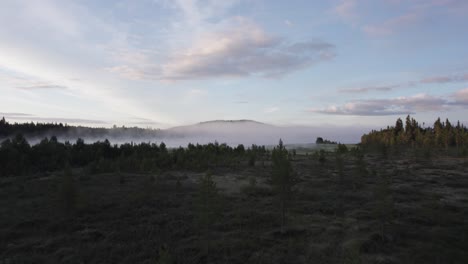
xmin=0 ymin=116 xmax=369 ymax=144
xmin=2 ymin=115 xmax=465 ymax=146
xmin=1 ymin=1 xmax=468 ymax=132
xmin=2 ymin=2 xmax=468 ymax=259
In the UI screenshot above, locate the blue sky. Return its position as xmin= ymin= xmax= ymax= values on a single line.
xmin=1 ymin=0 xmax=468 ymax=130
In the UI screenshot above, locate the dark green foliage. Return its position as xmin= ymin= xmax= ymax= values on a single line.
xmin=3 ymin=117 xmax=468 ymax=264
xmin=0 ymin=136 xmax=268 ymax=177
xmin=318 ymin=149 xmax=327 ymax=165
xmin=361 ymin=115 xmax=468 ymax=149
xmin=271 ymin=139 xmax=296 ymax=232
xmin=0 ymin=134 xmax=31 ymax=176
xmin=380 ymin=144 xmax=389 ymax=159
xmin=195 ymin=171 xmax=222 ymax=259
xmin=0 ymin=117 xmax=69 ymax=137
xmin=373 ymin=173 xmax=394 ymax=240
xmin=249 ymin=175 xmax=257 ymax=188
xmin=196 ymin=172 xmax=220 ymax=227
xmin=2 ymin=140 xmax=468 ymax=263
xmin=0 ymin=117 xmax=162 ymax=141
xmin=59 ymin=164 xmax=77 ymax=216
xmin=336 ymin=143 xmax=348 ymax=154
xmin=462 ymin=147 xmax=468 ymax=157
xmin=353 ymin=150 xmax=367 ymax=189
xmin=335 ymin=154 xmax=345 ymax=218
xmin=156 ymin=246 xmax=173 ymax=264
xmin=316 ymin=137 xmax=337 ymax=144
xmin=248 ymin=154 xmax=256 ymax=167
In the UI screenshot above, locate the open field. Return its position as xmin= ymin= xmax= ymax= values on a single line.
xmin=1 ymin=148 xmax=468 ymax=264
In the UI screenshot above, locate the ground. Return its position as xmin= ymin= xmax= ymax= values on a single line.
xmin=1 ymin=148 xmax=468 ymax=264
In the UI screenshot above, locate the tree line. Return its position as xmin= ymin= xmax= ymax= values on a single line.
xmin=0 ymin=134 xmax=267 ymax=177
xmin=0 ymin=117 xmax=70 ymax=137
xmin=361 ymin=115 xmax=468 ymax=149
xmin=0 ymin=117 xmax=161 ymax=139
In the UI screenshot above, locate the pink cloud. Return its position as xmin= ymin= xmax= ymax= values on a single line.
xmin=362 ymin=0 xmax=468 ymax=36
xmin=334 ymin=0 xmax=358 ymax=22
xmin=363 ymin=12 xmax=420 ymax=36
xmin=315 ymin=87 xmax=468 ymax=116
xmin=453 ymin=88 xmax=468 ymax=104
xmin=313 ymin=93 xmax=447 ymax=116
xmin=421 ymin=73 xmax=468 ymax=84
xmin=108 ymin=18 xmax=335 ymax=80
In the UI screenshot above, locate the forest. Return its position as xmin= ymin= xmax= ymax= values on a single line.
xmin=0 ymin=117 xmax=162 ymax=143
xmin=1 ymin=116 xmax=468 ymax=263
xmin=361 ymin=115 xmax=468 ymax=150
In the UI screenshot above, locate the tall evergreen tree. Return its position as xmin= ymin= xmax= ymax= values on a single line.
xmin=271 ymin=139 xmax=296 ymax=233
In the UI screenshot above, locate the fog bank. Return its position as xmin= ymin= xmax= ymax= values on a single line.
xmin=2 ymin=120 xmax=370 ymax=147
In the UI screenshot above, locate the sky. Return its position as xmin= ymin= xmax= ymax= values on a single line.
xmin=1 ymin=0 xmax=468 ymax=130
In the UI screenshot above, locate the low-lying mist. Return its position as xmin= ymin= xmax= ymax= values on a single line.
xmin=1 ymin=120 xmax=368 ymax=147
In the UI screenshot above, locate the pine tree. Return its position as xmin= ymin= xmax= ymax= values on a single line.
xmin=271 ymin=139 xmax=296 ymax=233
xmin=195 ymin=171 xmax=221 ymax=258
xmin=335 ymin=154 xmax=345 ymax=218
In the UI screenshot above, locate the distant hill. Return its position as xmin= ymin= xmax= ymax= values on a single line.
xmin=0 ymin=117 xmax=365 ymax=146
xmin=168 ymin=120 xmax=274 ymax=135
xmin=165 ymin=120 xmax=282 ymax=146
xmin=198 ymin=119 xmax=266 ymax=125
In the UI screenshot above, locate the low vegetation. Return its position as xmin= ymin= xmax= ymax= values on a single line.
xmin=1 ymin=117 xmax=468 ymax=263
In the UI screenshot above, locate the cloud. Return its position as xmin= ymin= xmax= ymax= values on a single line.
xmin=335 ymin=0 xmax=418 ymax=36
xmin=1 ymin=111 xmax=107 ymax=126
xmin=0 ymin=112 xmax=33 ymax=118
xmin=0 ymin=70 xmax=69 ymax=90
xmin=129 ymin=121 xmax=162 ymax=126
xmin=127 ymin=117 xmax=163 ymax=126
xmin=452 ymin=88 xmax=468 ymax=105
xmin=333 ymin=0 xmax=468 ymax=37
xmin=339 ymin=84 xmax=399 ymax=93
xmin=33 ymin=117 xmax=107 ymax=124
xmin=362 ymin=12 xmax=420 ymax=36
xmin=420 ymin=73 xmax=468 ymax=84
xmin=109 ymin=18 xmax=335 ymax=80
xmin=3 ymin=115 xmax=107 ymax=124
xmin=17 ymin=84 xmax=68 ymax=90
xmin=284 ymin=19 xmax=293 ymax=26
xmin=264 ymin=107 xmax=279 ymax=114
xmin=187 ymin=88 xmax=207 ymax=95
xmin=335 ymin=71 xmax=468 ymax=94
xmin=312 ymin=93 xmax=447 ymax=116
xmin=173 ymin=0 xmax=240 ymax=28
xmin=334 ymin=0 xmax=358 ymax=22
